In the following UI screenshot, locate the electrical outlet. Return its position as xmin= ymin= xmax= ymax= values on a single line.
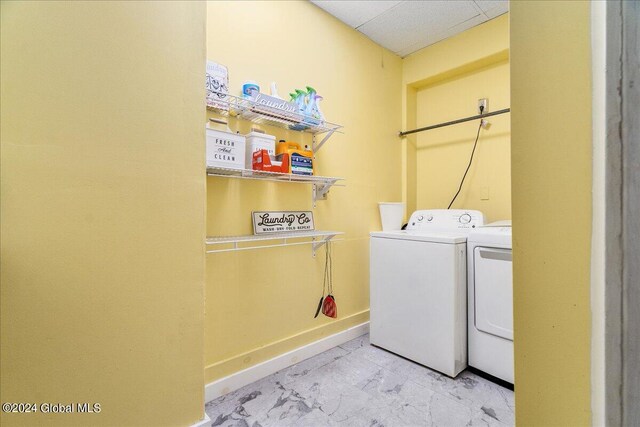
xmin=478 ymin=98 xmax=488 ymax=115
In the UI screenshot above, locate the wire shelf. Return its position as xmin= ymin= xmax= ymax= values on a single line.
xmin=206 ymin=166 xmax=343 ymax=185
xmin=206 ymin=230 xmax=343 ymax=256
xmin=206 ymin=166 xmax=344 ymax=206
xmin=206 ymin=91 xmax=343 ymax=135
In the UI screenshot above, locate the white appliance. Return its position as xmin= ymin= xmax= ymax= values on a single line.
xmin=370 ymin=209 xmax=485 ymax=377
xmin=467 ymin=221 xmax=513 ymax=383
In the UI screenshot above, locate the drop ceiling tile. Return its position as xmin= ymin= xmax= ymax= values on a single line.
xmin=357 ymin=0 xmax=482 ymax=56
xmin=399 ymin=13 xmax=488 ymax=57
xmin=474 ymin=0 xmax=509 ymax=19
xmin=311 ymin=1 xmax=403 ymax=28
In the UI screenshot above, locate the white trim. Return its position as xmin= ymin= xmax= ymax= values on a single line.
xmin=190 ymin=413 xmax=211 ymax=427
xmin=204 ymin=322 xmax=369 ymax=403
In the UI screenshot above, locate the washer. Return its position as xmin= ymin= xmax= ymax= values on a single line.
xmin=467 ymin=221 xmax=513 ymax=383
xmin=370 ymin=209 xmax=485 ymax=377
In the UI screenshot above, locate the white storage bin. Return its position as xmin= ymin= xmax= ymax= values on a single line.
xmin=244 ymin=130 xmax=276 ymax=168
xmin=206 ymin=120 xmax=245 ymax=170
xmin=378 ymin=202 xmax=405 ymax=231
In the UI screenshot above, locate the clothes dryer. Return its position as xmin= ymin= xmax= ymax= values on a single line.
xmin=467 ymin=221 xmax=513 ymax=383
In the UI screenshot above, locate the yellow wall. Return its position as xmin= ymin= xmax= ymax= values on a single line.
xmin=511 ymin=1 xmax=592 ymax=425
xmin=204 ymin=1 xmax=402 ymax=383
xmin=402 ymin=16 xmax=510 ymax=222
xmin=0 ymin=2 xmax=206 ymax=426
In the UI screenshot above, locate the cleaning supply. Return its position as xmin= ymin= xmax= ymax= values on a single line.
xmin=313 ymin=94 xmax=325 ymax=122
xmin=276 ymin=140 xmax=314 ymax=175
xmin=304 ymin=86 xmax=317 ymax=117
xmin=293 ymin=89 xmax=307 ymax=112
xmin=242 ymin=80 xmax=259 ymax=99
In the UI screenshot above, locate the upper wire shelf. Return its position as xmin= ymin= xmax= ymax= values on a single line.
xmin=206 ymin=91 xmax=343 ymax=136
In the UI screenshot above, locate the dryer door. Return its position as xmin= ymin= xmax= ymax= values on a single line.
xmin=474 ymin=247 xmax=513 ymax=341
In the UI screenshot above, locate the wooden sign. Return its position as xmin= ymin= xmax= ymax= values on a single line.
xmin=252 ymin=211 xmax=315 ymax=234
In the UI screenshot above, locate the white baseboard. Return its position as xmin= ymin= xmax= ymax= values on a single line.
xmin=204 ymin=321 xmax=369 ymax=403
xmin=190 ymin=412 xmax=211 ymax=427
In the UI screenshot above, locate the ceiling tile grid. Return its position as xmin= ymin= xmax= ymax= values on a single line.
xmin=311 ymin=0 xmax=508 ymax=57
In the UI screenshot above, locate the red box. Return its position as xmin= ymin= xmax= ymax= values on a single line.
xmin=252 ymin=150 xmax=290 ymax=174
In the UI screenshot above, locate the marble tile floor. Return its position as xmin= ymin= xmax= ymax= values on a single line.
xmin=205 ymin=334 xmax=514 ymax=427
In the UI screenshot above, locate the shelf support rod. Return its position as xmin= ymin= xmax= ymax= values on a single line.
xmin=312 ymin=234 xmax=335 ymax=257
xmin=313 ymin=181 xmax=334 ymax=207
xmin=312 ymin=184 xmax=317 ymax=208
xmin=313 ymin=129 xmax=336 ymax=153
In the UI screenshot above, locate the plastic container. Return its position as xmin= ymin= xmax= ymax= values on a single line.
xmin=378 ymin=202 xmax=405 ymax=231
xmin=276 ymin=141 xmax=314 ymax=175
xmin=245 ymin=130 xmax=276 ymax=168
xmin=206 ymin=119 xmax=246 ymax=170
xmin=242 ymin=80 xmax=259 ymax=99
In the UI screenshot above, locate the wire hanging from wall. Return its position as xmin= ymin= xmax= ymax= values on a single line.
xmin=447 ymin=121 xmax=484 ymax=209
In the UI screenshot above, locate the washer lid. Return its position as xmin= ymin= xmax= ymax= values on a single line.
xmin=370 ymin=230 xmax=468 ymax=244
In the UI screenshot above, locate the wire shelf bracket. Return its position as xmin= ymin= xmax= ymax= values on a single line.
xmin=312 ymin=182 xmax=334 ymax=206
xmin=312 ymin=128 xmax=337 ymax=153
xmin=311 ymin=233 xmax=339 ymax=257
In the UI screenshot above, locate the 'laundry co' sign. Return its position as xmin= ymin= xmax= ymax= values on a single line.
xmin=252 ymin=211 xmax=315 ymax=234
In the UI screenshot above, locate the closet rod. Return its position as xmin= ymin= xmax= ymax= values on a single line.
xmin=398 ymin=108 xmax=510 ymax=137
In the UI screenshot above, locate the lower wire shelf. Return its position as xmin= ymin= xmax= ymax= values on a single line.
xmin=205 ymin=231 xmax=343 ymax=257
xmin=206 ymin=166 xmax=344 ymax=206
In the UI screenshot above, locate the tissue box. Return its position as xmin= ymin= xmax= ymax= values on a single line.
xmin=244 ymin=131 xmax=276 ymax=168
xmin=206 ymin=125 xmax=245 ymax=170
xmin=206 ymin=61 xmax=229 ymax=111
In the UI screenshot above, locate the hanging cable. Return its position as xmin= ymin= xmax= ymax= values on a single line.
xmin=447 ymin=121 xmax=483 ymax=209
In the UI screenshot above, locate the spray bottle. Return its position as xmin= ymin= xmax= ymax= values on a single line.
xmin=294 ymin=89 xmax=307 ymax=114
xmin=304 ymin=86 xmax=317 ymax=118
xmin=313 ymin=94 xmax=326 ymax=122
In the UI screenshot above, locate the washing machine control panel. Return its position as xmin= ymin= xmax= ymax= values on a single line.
xmin=407 ymin=209 xmax=485 ymax=230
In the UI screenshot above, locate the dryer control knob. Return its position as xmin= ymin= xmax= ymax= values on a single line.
xmin=459 ymin=213 xmax=472 ymax=224
xmin=417 ymin=215 xmax=424 ymax=221
xmin=427 ymin=215 xmax=433 ymax=222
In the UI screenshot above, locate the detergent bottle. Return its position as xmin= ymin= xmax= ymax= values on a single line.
xmin=276 ymin=140 xmax=314 ymax=175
